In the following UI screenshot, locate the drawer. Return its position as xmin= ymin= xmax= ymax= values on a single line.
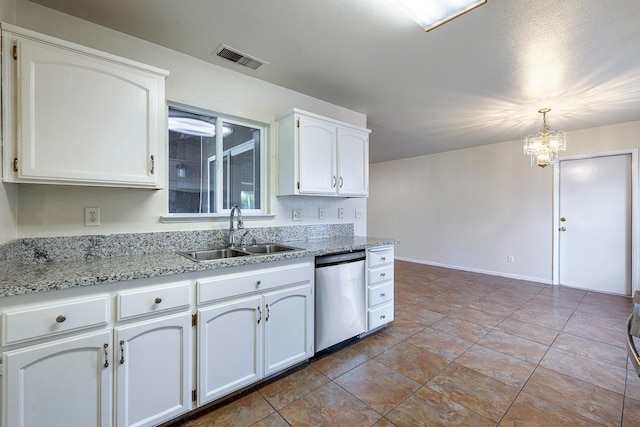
xmin=367 ymin=247 xmax=394 ymax=268
xmin=198 ymin=261 xmax=313 ymax=304
xmin=368 ymin=266 xmax=393 ymax=286
xmin=368 ymin=302 xmax=394 ymax=330
xmin=368 ymin=282 xmax=394 ymax=308
xmin=2 ymin=296 xmax=110 ymax=346
xmin=117 ymin=282 xmax=191 ymax=321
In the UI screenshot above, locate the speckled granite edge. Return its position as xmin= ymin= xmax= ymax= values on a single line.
xmin=0 ymin=240 xmax=20 ymax=278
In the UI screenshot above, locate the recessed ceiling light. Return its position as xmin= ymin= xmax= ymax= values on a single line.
xmin=391 ymin=0 xmax=487 ymax=32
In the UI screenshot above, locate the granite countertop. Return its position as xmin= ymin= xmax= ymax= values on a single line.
xmin=0 ymin=235 xmax=397 ymax=298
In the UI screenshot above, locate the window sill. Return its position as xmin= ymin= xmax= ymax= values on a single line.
xmin=160 ymin=213 xmax=276 ymax=223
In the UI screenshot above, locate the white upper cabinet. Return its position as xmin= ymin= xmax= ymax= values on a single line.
xmin=277 ymin=109 xmax=370 ymax=197
xmin=1 ymin=24 xmax=169 ymax=188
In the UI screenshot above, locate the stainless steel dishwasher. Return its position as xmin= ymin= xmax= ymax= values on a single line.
xmin=315 ymin=250 xmax=366 ymax=352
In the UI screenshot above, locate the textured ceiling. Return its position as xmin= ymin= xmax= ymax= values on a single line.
xmin=28 ymin=0 xmax=640 ymax=163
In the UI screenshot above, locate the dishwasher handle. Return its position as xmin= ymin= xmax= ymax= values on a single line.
xmin=315 ymin=250 xmax=366 ymax=268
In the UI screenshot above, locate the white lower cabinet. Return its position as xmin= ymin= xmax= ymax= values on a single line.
xmin=3 ymin=330 xmax=113 ymax=427
xmin=366 ymin=246 xmax=395 ymax=331
xmin=114 ymin=312 xmax=192 ymax=427
xmin=197 ymin=260 xmax=314 ymax=407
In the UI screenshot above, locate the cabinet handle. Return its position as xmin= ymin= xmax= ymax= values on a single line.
xmin=13 ymin=158 xmax=18 ymax=172
xmin=265 ymin=304 xmax=270 ymax=321
xmin=381 ymin=257 xmax=386 ymax=261
xmin=103 ymin=343 xmax=109 ymax=368
xmin=257 ymin=306 xmax=262 ymax=324
xmin=339 ymin=176 xmax=343 ymax=188
xmin=380 ymin=272 xmax=386 ymax=278
xmin=332 ymin=176 xmax=337 ymax=188
xmin=380 ymin=315 xmax=386 ymax=320
xmin=380 ymin=293 xmax=386 ymax=298
xmin=150 ymin=155 xmax=155 ymax=175
xmin=119 ymin=340 xmax=125 ymax=364
xmin=256 ymin=280 xmax=261 ymax=286
xmin=55 ymin=314 xmax=66 ymax=323
xmin=154 ymin=297 xmax=162 ymax=304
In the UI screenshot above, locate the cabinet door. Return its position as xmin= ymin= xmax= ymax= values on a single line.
xmin=3 ymin=330 xmax=112 ymax=427
xmin=263 ymin=283 xmax=314 ymax=376
xmin=114 ymin=312 xmax=192 ymax=427
xmin=198 ymin=295 xmax=263 ymax=405
xmin=8 ymin=36 xmax=164 ymax=188
xmin=337 ymin=128 xmax=369 ymax=196
xmin=297 ymin=115 xmax=336 ymax=195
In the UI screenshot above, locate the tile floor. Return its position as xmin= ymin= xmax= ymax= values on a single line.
xmin=171 ymin=260 xmax=640 ymax=426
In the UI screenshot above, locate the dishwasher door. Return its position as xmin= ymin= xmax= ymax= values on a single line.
xmin=315 ymin=256 xmax=366 ymax=352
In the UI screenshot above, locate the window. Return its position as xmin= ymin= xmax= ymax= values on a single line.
xmin=168 ymin=105 xmax=264 ymax=214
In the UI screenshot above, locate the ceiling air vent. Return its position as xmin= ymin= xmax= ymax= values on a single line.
xmin=214 ymin=44 xmax=267 ymax=70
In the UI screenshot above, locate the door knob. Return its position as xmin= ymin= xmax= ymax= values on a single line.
xmin=560 ymin=226 xmax=567 ymax=231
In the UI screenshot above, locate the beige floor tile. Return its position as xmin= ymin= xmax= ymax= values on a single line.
xmin=427 ymin=363 xmax=519 ymax=422
xmin=552 ymin=332 xmax=628 ymax=368
xmin=496 ymin=317 xmax=559 ymax=345
xmin=623 ymin=396 xmax=640 ymax=427
xmin=374 ymin=341 xmax=450 ymax=384
xmin=185 ymin=391 xmax=274 ymax=427
xmin=335 ymin=359 xmax=421 ymax=415
xmin=310 ymin=345 xmax=368 ymax=379
xmin=500 ymin=391 xmax=604 ymax=426
xmin=430 ymin=316 xmax=492 ymax=342
xmin=278 ymin=382 xmax=381 ymax=426
xmin=382 ymin=318 xmax=426 ymax=340
xmin=386 ymin=386 xmax=494 ymax=427
xmin=477 ymin=329 xmax=548 ymax=364
xmin=350 ymin=330 xmax=402 ymax=357
xmin=523 ymin=367 xmax=623 ymax=426
xmin=455 ymin=344 xmax=536 ymax=388
xmin=250 ymin=412 xmax=289 ymax=427
xmin=540 ymin=347 xmax=626 ymax=394
xmin=258 ymin=365 xmax=329 ymax=410
xmin=405 ymin=327 xmax=474 ymax=361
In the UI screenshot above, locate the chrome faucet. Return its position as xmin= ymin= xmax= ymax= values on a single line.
xmin=229 ymin=205 xmax=245 ymax=248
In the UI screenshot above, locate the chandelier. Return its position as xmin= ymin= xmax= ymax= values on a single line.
xmin=523 ymin=108 xmax=566 ymax=168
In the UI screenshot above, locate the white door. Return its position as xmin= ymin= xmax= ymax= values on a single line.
xmin=263 ymin=283 xmax=313 ymax=376
xmin=115 ymin=312 xmax=192 ymax=427
xmin=197 ymin=295 xmax=263 ymax=406
xmin=297 ymin=115 xmax=336 ymax=195
xmin=3 ymin=330 xmax=113 ymax=427
xmin=337 ymin=128 xmax=369 ymax=196
xmin=559 ymin=154 xmax=632 ymax=295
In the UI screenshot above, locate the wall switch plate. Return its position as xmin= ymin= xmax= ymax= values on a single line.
xmin=85 ymin=207 xmax=100 ymax=226
xmin=318 ymin=208 xmax=325 ymax=220
xmin=507 ymin=255 xmax=514 ymax=263
xmin=338 ymin=207 xmax=344 ymax=219
xmin=292 ymin=209 xmax=302 ymax=221
xmin=355 ymin=208 xmax=363 ymax=219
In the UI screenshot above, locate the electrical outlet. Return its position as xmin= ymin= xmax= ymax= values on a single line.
xmin=318 ymin=208 xmax=325 ymax=220
xmin=292 ymin=209 xmax=302 ymax=221
xmin=355 ymin=208 xmax=363 ymax=219
xmin=84 ymin=207 xmax=100 ymax=226
xmin=507 ymin=255 xmax=514 ymax=263
xmin=338 ymin=207 xmax=344 ymax=219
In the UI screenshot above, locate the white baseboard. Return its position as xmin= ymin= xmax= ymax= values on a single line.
xmin=394 ymin=256 xmax=553 ymax=285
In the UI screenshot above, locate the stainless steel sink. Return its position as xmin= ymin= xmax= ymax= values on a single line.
xmin=240 ymin=243 xmax=303 ymax=254
xmin=177 ymin=248 xmax=250 ymax=262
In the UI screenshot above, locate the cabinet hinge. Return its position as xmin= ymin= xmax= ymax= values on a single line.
xmin=0 ymin=360 xmax=3 ymax=376
xmin=12 ymin=45 xmax=17 ymax=60
xmin=13 ymin=158 xmax=18 ymax=172
xmin=296 ymin=181 xmax=300 ymax=190
xmin=192 ymin=389 xmax=197 ymax=402
xmin=296 ymin=118 xmax=300 ymax=128
xmin=192 ymin=313 xmax=197 ymax=327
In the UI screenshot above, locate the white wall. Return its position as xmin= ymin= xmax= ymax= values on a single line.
xmin=10 ymin=1 xmax=368 ymax=238
xmin=368 ymin=120 xmax=640 ymax=283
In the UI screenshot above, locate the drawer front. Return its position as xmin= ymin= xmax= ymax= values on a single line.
xmin=3 ymin=296 xmax=110 ymax=345
xmin=367 ymin=247 xmax=394 ymax=268
xmin=368 ymin=282 xmax=394 ymax=308
xmin=368 ymin=302 xmax=394 ymax=330
xmin=368 ymin=266 xmax=394 ymax=286
xmin=117 ymin=282 xmax=191 ymax=320
xmin=198 ymin=261 xmax=313 ymax=304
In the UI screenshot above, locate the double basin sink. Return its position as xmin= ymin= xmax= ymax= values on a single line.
xmin=177 ymin=243 xmax=304 ymax=262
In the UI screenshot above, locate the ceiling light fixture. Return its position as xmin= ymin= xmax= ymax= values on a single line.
xmin=391 ymin=0 xmax=487 ymax=32
xmin=523 ymin=108 xmax=566 ymax=168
